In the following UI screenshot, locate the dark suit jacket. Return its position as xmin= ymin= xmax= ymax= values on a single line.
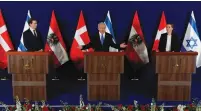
xmin=23 ymin=29 xmax=43 ymax=51
xmin=82 ymin=32 xmax=120 ymax=52
xmin=158 ymin=33 xmax=180 ymax=52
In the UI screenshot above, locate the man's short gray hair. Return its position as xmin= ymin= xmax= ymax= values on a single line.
xmin=98 ymin=22 xmax=106 ymax=27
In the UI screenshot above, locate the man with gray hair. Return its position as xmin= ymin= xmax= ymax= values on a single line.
xmin=78 ymin=22 xmax=127 ymax=51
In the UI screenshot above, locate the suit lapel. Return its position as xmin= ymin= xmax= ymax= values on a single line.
xmin=170 ymin=33 xmax=174 ymax=50
xmin=28 ymin=29 xmax=36 ymax=37
xmin=96 ymin=34 xmax=102 ymax=46
xmin=103 ymin=33 xmax=106 ymax=45
xmin=165 ymin=33 xmax=174 ymax=51
xmin=102 ymin=33 xmax=108 ymax=45
xmin=164 ymin=33 xmax=167 ymax=48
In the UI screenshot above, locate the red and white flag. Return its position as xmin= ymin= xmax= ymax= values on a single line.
xmin=125 ymin=11 xmax=149 ymax=64
xmin=70 ymin=11 xmax=93 ymax=68
xmin=152 ymin=11 xmax=167 ymax=51
xmin=45 ymin=10 xmax=69 ymax=67
xmin=0 ymin=10 xmax=14 ymax=69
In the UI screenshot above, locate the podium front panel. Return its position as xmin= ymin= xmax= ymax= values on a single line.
xmin=87 ymin=73 xmax=120 ymax=101
xmin=157 ymin=73 xmax=191 ymax=101
xmin=156 ymin=55 xmax=196 ymax=74
xmin=12 ymin=74 xmax=46 ymax=101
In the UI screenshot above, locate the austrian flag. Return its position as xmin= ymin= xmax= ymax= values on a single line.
xmin=125 ymin=11 xmax=149 ymax=64
xmin=45 ymin=10 xmax=69 ymax=67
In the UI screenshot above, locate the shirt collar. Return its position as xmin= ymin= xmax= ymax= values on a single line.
xmin=30 ymin=27 xmax=36 ymax=32
xmin=99 ymin=32 xmax=105 ymax=37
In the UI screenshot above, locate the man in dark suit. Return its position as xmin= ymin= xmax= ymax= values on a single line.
xmin=159 ymin=24 xmax=180 ymax=52
xmin=23 ymin=18 xmax=43 ymax=51
xmin=78 ymin=22 xmax=127 ymax=51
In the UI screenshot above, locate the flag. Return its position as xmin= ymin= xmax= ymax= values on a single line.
xmin=0 ymin=10 xmax=14 ymax=69
xmin=104 ymin=11 xmax=118 ymax=52
xmin=152 ymin=11 xmax=167 ymax=51
xmin=44 ymin=10 xmax=69 ymax=67
xmin=17 ymin=10 xmax=31 ymax=51
xmin=181 ymin=11 xmax=201 ymax=68
xmin=70 ymin=11 xmax=93 ymax=68
xmin=125 ymin=11 xmax=149 ymax=64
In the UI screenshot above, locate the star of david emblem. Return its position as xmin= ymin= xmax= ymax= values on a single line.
xmin=186 ymin=37 xmax=197 ymax=49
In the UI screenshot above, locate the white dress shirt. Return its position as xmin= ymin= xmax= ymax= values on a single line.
xmin=30 ymin=27 xmax=37 ymax=37
xmin=165 ymin=35 xmax=172 ymax=51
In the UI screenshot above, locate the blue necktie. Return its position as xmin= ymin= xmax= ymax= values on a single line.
xmin=101 ymin=34 xmax=104 ymax=45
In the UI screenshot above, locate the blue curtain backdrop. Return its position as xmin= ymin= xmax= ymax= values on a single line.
xmin=1 ymin=1 xmax=201 ymax=49
xmin=0 ymin=1 xmax=201 ymax=105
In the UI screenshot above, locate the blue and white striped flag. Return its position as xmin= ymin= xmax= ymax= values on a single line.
xmin=104 ymin=11 xmax=118 ymax=52
xmin=17 ymin=10 xmax=31 ymax=51
xmin=181 ymin=11 xmax=201 ymax=68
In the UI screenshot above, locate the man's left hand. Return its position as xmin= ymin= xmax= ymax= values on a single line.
xmin=120 ymin=43 xmax=127 ymax=48
xmin=38 ymin=49 xmax=43 ymax=52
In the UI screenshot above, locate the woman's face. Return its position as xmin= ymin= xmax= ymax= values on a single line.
xmin=166 ymin=24 xmax=173 ymax=34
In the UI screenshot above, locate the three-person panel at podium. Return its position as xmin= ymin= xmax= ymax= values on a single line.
xmin=7 ymin=21 xmax=198 ymax=101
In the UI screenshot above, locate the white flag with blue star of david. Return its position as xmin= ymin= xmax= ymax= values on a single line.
xmin=181 ymin=11 xmax=201 ymax=68
xmin=104 ymin=11 xmax=118 ymax=52
xmin=17 ymin=10 xmax=31 ymax=51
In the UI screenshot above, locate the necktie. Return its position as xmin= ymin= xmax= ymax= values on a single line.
xmin=101 ymin=34 xmax=104 ymax=45
xmin=33 ymin=30 xmax=37 ymax=37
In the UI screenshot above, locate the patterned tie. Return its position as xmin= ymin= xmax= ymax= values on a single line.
xmin=101 ymin=34 xmax=104 ymax=45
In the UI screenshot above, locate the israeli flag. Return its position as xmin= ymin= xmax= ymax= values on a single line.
xmin=17 ymin=10 xmax=31 ymax=51
xmin=104 ymin=11 xmax=118 ymax=52
xmin=181 ymin=11 xmax=201 ymax=68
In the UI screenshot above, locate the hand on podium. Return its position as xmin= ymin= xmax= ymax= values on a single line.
xmin=37 ymin=49 xmax=43 ymax=52
xmin=77 ymin=45 xmax=83 ymax=50
xmin=39 ymin=49 xmax=43 ymax=52
xmin=120 ymin=43 xmax=127 ymax=48
xmin=82 ymin=50 xmax=87 ymax=52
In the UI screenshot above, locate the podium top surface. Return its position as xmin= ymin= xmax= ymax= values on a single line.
xmin=153 ymin=52 xmax=198 ymax=56
xmin=84 ymin=52 xmax=125 ymax=56
xmin=7 ymin=51 xmax=51 ymax=56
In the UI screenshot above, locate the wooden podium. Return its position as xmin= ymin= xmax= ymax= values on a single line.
xmin=153 ymin=52 xmax=197 ymax=101
xmin=84 ymin=52 xmax=124 ymax=101
xmin=7 ymin=51 xmax=53 ymax=101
